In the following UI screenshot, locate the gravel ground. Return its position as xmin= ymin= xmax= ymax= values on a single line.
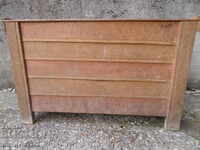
xmin=0 ymin=89 xmax=199 ymax=150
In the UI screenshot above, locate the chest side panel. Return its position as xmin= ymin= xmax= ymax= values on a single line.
xmin=20 ymin=21 xmax=180 ymax=116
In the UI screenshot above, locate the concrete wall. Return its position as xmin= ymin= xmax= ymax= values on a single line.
xmin=0 ymin=0 xmax=200 ymax=89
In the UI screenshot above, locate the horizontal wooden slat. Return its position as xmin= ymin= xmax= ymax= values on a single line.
xmin=31 ymin=95 xmax=167 ymax=116
xmin=23 ymin=42 xmax=175 ymax=61
xmin=25 ymin=58 xmax=173 ymax=64
xmin=26 ymin=60 xmax=173 ymax=80
xmin=28 ymin=76 xmax=167 ymax=83
xmin=23 ymin=39 xmax=176 ymax=45
xmin=29 ymin=78 xmax=170 ymax=98
xmin=21 ymin=22 xmax=179 ymax=42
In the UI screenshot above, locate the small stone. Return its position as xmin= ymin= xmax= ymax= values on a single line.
xmin=193 ymin=111 xmax=200 ymax=121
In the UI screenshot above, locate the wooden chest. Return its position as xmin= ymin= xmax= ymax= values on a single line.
xmin=4 ymin=19 xmax=199 ymax=130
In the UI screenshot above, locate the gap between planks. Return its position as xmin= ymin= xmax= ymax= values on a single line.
xmin=28 ymin=75 xmax=168 ymax=83
xmin=23 ymin=39 xmax=177 ymax=46
xmin=25 ymin=58 xmax=173 ymax=64
xmin=29 ymin=94 xmax=168 ymax=100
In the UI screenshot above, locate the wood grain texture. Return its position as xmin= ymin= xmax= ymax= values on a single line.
xmin=28 ymin=76 xmax=167 ymax=83
xmin=5 ymin=22 xmax=33 ymax=124
xmin=6 ymin=19 xmax=198 ymax=130
xmin=26 ymin=60 xmax=173 ymax=81
xmin=197 ymin=21 xmax=200 ymax=32
xmin=31 ymin=95 xmax=167 ymax=116
xmin=23 ymin=42 xmax=175 ymax=61
xmin=165 ymin=22 xmax=198 ymax=130
xmin=28 ymin=78 xmax=170 ymax=98
xmin=20 ymin=22 xmax=179 ymax=42
xmin=23 ymin=39 xmax=176 ymax=46
xmin=25 ymin=58 xmax=173 ymax=64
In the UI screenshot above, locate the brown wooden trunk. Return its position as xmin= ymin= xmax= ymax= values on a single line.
xmin=4 ymin=19 xmax=199 ymax=130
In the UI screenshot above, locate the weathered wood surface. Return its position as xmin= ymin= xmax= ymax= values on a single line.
xmin=23 ymin=42 xmax=175 ymax=61
xmin=26 ymin=61 xmax=172 ymax=81
xmin=20 ymin=22 xmax=179 ymax=42
xmin=5 ymin=22 xmax=34 ymax=124
xmin=165 ymin=22 xmax=198 ymax=130
xmin=31 ymin=95 xmax=167 ymax=116
xmin=4 ymin=19 xmax=198 ymax=129
xmin=197 ymin=21 xmax=200 ymax=32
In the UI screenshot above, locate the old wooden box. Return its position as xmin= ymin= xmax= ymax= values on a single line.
xmin=4 ymin=19 xmax=199 ymax=130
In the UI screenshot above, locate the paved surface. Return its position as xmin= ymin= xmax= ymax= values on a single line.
xmin=0 ymin=89 xmax=199 ymax=150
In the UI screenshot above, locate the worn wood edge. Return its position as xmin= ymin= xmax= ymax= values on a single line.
xmin=164 ymin=22 xmax=184 ymax=130
xmin=192 ymin=16 xmax=200 ymax=32
xmin=25 ymin=58 xmax=173 ymax=64
xmin=165 ymin=23 xmax=183 ymax=129
xmin=2 ymin=18 xmax=200 ymax=22
xmin=31 ymin=95 xmax=167 ymax=116
xmin=5 ymin=22 xmax=34 ymax=124
xmin=197 ymin=21 xmax=200 ymax=32
xmin=28 ymin=75 xmax=167 ymax=83
xmin=15 ymin=22 xmax=34 ymax=124
xmin=23 ymin=39 xmax=176 ymax=46
xmin=164 ymin=22 xmax=198 ymax=130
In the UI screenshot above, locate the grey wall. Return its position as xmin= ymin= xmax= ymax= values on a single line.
xmin=0 ymin=0 xmax=200 ymax=89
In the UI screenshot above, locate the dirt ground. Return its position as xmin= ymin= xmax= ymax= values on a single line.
xmin=0 ymin=89 xmax=199 ymax=150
